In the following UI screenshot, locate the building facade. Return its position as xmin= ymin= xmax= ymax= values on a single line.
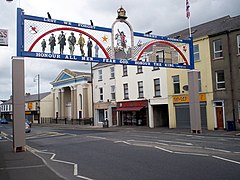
xmin=0 ymin=92 xmax=53 ymax=123
xmin=209 ymin=16 xmax=240 ymax=130
xmin=51 ymin=69 xmax=93 ymax=122
xmin=92 ymin=59 xmax=169 ymax=128
xmin=168 ymin=15 xmax=240 ymax=130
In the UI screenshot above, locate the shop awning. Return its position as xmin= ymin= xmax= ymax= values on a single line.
xmin=116 ymin=107 xmax=144 ymax=111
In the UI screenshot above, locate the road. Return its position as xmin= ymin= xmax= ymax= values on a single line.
xmin=1 ymin=123 xmax=240 ymax=180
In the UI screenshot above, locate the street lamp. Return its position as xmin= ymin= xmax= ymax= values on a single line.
xmin=85 ymin=62 xmax=94 ymax=126
xmin=34 ymin=74 xmax=40 ymax=124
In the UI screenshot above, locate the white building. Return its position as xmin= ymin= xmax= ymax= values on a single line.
xmin=51 ymin=69 xmax=93 ymax=123
xmin=92 ymin=61 xmax=169 ymax=128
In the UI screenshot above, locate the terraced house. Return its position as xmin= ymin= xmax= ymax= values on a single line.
xmin=168 ymin=15 xmax=240 ymax=130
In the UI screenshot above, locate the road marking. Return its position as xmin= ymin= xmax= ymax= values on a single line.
xmin=204 ymin=147 xmax=231 ymax=153
xmin=174 ymin=152 xmax=209 ymax=157
xmin=27 ymin=146 xmax=94 ymax=180
xmin=154 ymin=146 xmax=173 ymax=153
xmin=0 ymin=164 xmax=45 ymax=170
xmin=114 ymin=141 xmax=131 ymax=145
xmin=87 ymin=136 xmax=107 ymax=140
xmin=158 ymin=139 xmax=193 ymax=146
xmin=76 ymin=175 xmax=94 ymax=180
xmin=212 ymin=156 xmax=240 ymax=165
xmin=128 ymin=139 xmax=168 ymax=146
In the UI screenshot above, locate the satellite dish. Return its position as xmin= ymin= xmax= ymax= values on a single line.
xmin=183 ymin=85 xmax=189 ymax=91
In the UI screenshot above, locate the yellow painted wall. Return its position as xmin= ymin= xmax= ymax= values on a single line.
xmin=167 ymin=36 xmax=215 ymax=130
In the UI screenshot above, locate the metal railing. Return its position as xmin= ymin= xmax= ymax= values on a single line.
xmin=40 ymin=117 xmax=93 ymax=125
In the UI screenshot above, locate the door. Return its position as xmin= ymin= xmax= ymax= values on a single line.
xmin=216 ymin=107 xmax=224 ymax=129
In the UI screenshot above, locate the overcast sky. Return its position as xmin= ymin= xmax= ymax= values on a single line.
xmin=0 ymin=0 xmax=239 ymax=100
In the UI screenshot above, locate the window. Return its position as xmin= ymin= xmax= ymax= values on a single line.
xmin=153 ymin=50 xmax=163 ymax=70
xmin=123 ymin=65 xmax=128 ymax=76
xmin=98 ymin=69 xmax=102 ymax=81
xmin=154 ymin=78 xmax=161 ymax=97
xmin=237 ymin=35 xmax=240 ymax=54
xmin=123 ymin=83 xmax=129 ymax=99
xmin=171 ymin=51 xmax=178 ymax=64
xmin=110 ymin=67 xmax=115 ymax=79
xmin=194 ymin=44 xmax=200 ymax=61
xmin=213 ymin=39 xmax=223 ymax=59
xmin=99 ymin=87 xmax=103 ymax=101
xmin=111 ymin=85 xmax=116 ymax=100
xmin=138 ymin=81 xmax=144 ymax=98
xmin=79 ymin=94 xmax=82 ymax=109
xmin=137 ymin=65 xmax=143 ymax=73
xmin=198 ymin=71 xmax=202 ymax=92
xmin=172 ymin=75 xmax=180 ymax=94
xmin=216 ymin=70 xmax=225 ymax=90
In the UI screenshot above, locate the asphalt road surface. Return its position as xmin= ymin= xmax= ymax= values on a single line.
xmin=1 ymin=124 xmax=240 ymax=180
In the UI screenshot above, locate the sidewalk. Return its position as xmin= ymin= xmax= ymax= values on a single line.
xmin=0 ymin=136 xmax=64 ymax=180
xmin=37 ymin=123 xmax=240 ymax=137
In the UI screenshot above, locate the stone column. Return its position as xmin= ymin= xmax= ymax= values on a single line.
xmin=70 ymin=86 xmax=75 ymax=119
xmin=73 ymin=86 xmax=77 ymax=119
xmin=188 ymin=70 xmax=201 ymax=133
xmin=148 ymin=102 xmax=154 ymax=128
xmin=60 ymin=88 xmax=65 ymax=119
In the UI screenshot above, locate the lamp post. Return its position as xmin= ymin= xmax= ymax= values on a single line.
xmin=90 ymin=62 xmax=94 ymax=126
xmin=34 ymin=74 xmax=40 ymax=124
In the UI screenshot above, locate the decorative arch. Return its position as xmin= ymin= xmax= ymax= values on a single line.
xmin=136 ymin=40 xmax=189 ymax=65
xmin=28 ymin=27 xmax=110 ymax=58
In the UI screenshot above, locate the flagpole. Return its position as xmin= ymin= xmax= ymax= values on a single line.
xmin=186 ymin=0 xmax=191 ymax=37
xmin=188 ymin=16 xmax=192 ymax=37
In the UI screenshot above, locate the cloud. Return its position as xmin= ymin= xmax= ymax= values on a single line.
xmin=0 ymin=0 xmax=239 ymax=99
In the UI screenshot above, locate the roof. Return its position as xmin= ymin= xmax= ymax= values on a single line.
xmin=51 ymin=68 xmax=90 ymax=84
xmin=1 ymin=92 xmax=51 ymax=105
xmin=169 ymin=15 xmax=240 ymax=40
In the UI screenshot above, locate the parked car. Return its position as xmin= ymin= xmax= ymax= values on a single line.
xmin=25 ymin=119 xmax=32 ymax=127
xmin=0 ymin=118 xmax=8 ymax=124
xmin=25 ymin=122 xmax=31 ymax=133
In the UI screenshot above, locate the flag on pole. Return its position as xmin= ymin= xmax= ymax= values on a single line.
xmin=186 ymin=0 xmax=190 ymax=19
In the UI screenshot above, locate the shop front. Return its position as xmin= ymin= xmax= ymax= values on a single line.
xmin=173 ymin=93 xmax=207 ymax=129
xmin=117 ymin=100 xmax=148 ymax=126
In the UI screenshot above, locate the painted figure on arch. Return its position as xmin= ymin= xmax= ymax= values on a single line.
xmin=68 ymin=32 xmax=76 ymax=55
xmin=58 ymin=31 xmax=66 ymax=54
xmin=115 ymin=29 xmax=127 ymax=51
xmin=41 ymin=39 xmax=46 ymax=53
xmin=78 ymin=33 xmax=85 ymax=56
xmin=95 ymin=43 xmax=99 ymax=57
xmin=49 ymin=33 xmax=56 ymax=53
xmin=87 ymin=37 xmax=93 ymax=57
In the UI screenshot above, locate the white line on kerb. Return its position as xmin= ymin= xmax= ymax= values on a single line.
xmin=212 ymin=156 xmax=240 ymax=165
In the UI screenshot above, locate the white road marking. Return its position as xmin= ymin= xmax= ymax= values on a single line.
xmin=154 ymin=146 xmax=173 ymax=153
xmin=212 ymin=156 xmax=240 ymax=165
xmin=87 ymin=136 xmax=107 ymax=140
xmin=76 ymin=175 xmax=94 ymax=180
xmin=204 ymin=147 xmax=231 ymax=153
xmin=27 ymin=146 xmax=93 ymax=180
xmin=114 ymin=141 xmax=131 ymax=145
xmin=0 ymin=164 xmax=45 ymax=170
xmin=158 ymin=139 xmax=193 ymax=146
xmin=174 ymin=151 xmax=209 ymax=157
